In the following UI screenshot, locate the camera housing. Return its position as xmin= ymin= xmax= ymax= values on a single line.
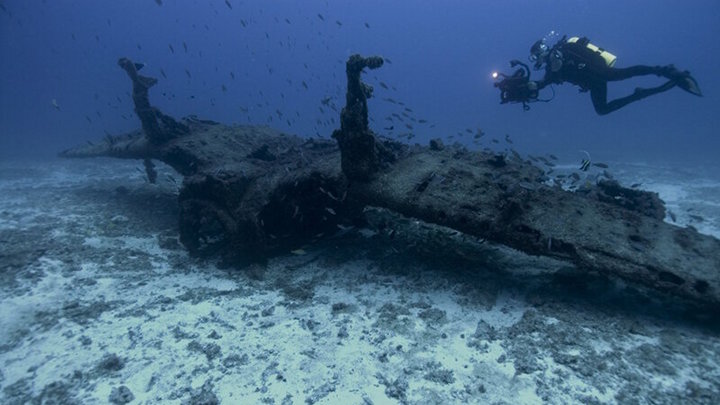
xmin=493 ymin=60 xmax=539 ymax=110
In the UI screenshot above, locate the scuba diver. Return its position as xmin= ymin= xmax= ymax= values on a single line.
xmin=494 ymin=34 xmax=702 ymax=114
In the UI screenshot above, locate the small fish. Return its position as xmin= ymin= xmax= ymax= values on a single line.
xmin=505 ymin=134 xmax=513 ymax=144
xmin=364 ymin=22 xmax=370 ymax=28
xmin=689 ymin=214 xmax=704 ymax=222
xmin=549 ymin=154 xmax=558 ymax=160
xmin=325 ymin=207 xmax=336 ymax=216
xmin=182 ymin=41 xmax=188 ymax=53
xmin=579 ymin=150 xmax=592 ymax=171
xmin=630 ymin=183 xmax=641 ymax=188
xmin=51 ymin=99 xmax=60 ymax=110
xmin=160 ymin=68 xmax=167 ymax=78
xmin=384 ymin=126 xmax=394 ymax=130
xmin=291 ymin=249 xmax=306 ymax=255
xmin=379 ymin=82 xmax=389 ymax=90
xmin=155 ymin=0 xmax=162 ymax=5
xmin=225 ymin=0 xmax=232 ymax=10
xmin=317 ymin=13 xmax=325 ymax=21
xmin=168 ymin=44 xmax=175 ymax=54
xmin=518 ymin=181 xmax=537 ymax=191
xmin=335 ymin=20 xmax=342 ymax=26
xmin=592 ymin=162 xmax=609 ymax=169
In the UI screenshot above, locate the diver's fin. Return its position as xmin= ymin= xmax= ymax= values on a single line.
xmin=676 ymin=72 xmax=702 ymax=97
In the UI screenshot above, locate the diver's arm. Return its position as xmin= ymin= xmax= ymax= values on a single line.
xmin=531 ymin=74 xmax=553 ymax=91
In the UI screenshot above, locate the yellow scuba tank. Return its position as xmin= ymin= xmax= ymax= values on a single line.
xmin=567 ymin=36 xmax=617 ymax=67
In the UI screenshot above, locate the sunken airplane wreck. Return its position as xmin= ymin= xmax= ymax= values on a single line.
xmin=60 ymin=55 xmax=720 ymax=309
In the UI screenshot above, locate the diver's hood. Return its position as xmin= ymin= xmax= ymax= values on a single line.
xmin=530 ymin=39 xmax=545 ymax=55
xmin=529 ymin=39 xmax=549 ymax=69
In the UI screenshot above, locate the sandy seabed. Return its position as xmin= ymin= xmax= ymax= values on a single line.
xmin=1 ymin=158 xmax=719 ymax=404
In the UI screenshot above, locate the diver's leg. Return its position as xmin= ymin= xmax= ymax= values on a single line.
xmin=590 ymin=83 xmax=612 ymax=115
xmin=591 ymin=80 xmax=676 ymax=115
xmin=602 ymin=65 xmax=678 ymax=82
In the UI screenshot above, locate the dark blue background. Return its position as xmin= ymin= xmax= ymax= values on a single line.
xmin=1 ymin=0 xmax=718 ymax=165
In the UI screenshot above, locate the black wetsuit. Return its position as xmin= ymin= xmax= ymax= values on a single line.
xmin=535 ymin=37 xmax=677 ymax=115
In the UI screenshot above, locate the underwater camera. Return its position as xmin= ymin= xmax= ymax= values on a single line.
xmin=493 ymin=60 xmax=539 ymax=110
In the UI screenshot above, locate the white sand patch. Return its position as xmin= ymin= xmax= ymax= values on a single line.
xmin=2 ymin=158 xmax=719 ymax=404
xmin=476 ymin=291 xmax=527 ymax=328
xmin=83 ymin=235 xmax=167 ymax=258
xmin=649 ymin=182 xmax=689 ymax=203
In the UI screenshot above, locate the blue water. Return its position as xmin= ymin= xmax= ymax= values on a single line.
xmin=1 ymin=0 xmax=718 ymax=165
